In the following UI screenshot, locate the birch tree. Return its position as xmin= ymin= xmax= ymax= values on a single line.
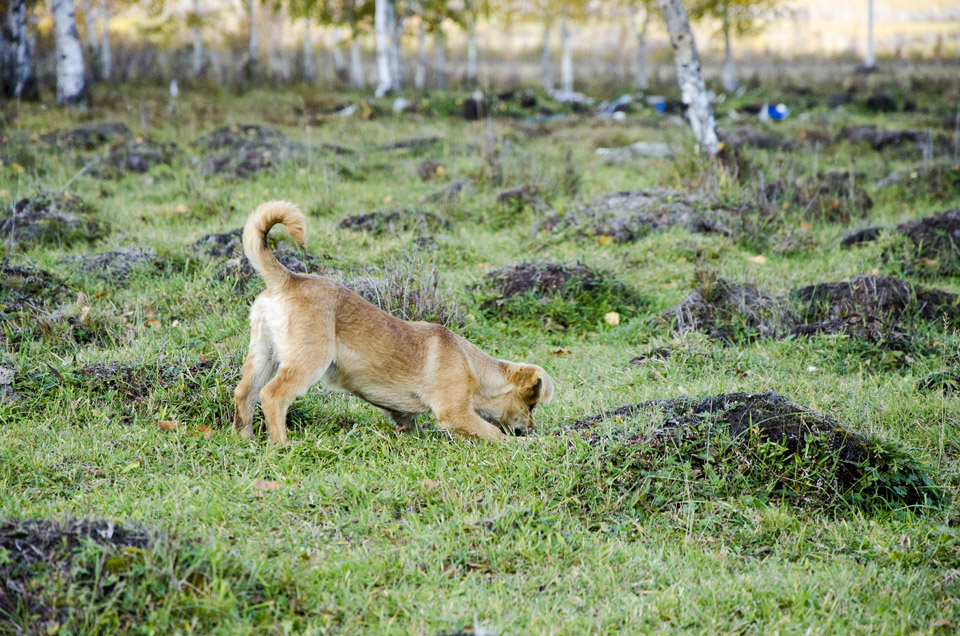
xmin=374 ymin=0 xmax=393 ymax=95
xmin=302 ymin=18 xmax=314 ymax=81
xmin=95 ymin=3 xmax=111 ymax=80
xmin=189 ymin=0 xmax=203 ymax=76
xmin=628 ymin=0 xmax=657 ymax=90
xmin=864 ymin=0 xmax=874 ymax=69
xmin=1 ymin=0 xmax=39 ymax=99
xmin=658 ymin=0 xmax=718 ymax=155
xmin=541 ymin=19 xmax=552 ymax=91
xmin=52 ymin=0 xmax=87 ymax=106
xmin=248 ymin=0 xmax=259 ymax=67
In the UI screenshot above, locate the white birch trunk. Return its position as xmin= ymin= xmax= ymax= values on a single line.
xmin=332 ymin=28 xmax=347 ymax=82
xmin=350 ymin=37 xmax=364 ymax=88
xmin=390 ymin=9 xmax=403 ymax=92
xmin=248 ymin=0 xmax=258 ymax=63
xmin=414 ymin=22 xmax=426 ymax=89
xmin=864 ymin=0 xmax=875 ymax=68
xmin=541 ymin=21 xmax=552 ymax=92
xmin=721 ymin=7 xmax=738 ymax=93
xmin=3 ymin=0 xmax=38 ymax=99
xmin=80 ymin=0 xmax=98 ymax=57
xmin=435 ymin=28 xmax=446 ymax=89
xmin=97 ymin=7 xmax=111 ymax=81
xmin=465 ymin=20 xmax=477 ymax=88
xmin=303 ymin=21 xmax=314 ymax=82
xmin=52 ymin=0 xmax=87 ymax=106
xmin=657 ymin=0 xmax=719 ymax=155
xmin=374 ymin=0 xmax=393 ymax=96
xmin=560 ymin=16 xmax=573 ymax=93
xmin=191 ymin=0 xmax=203 ymax=77
xmin=632 ymin=7 xmax=649 ymax=90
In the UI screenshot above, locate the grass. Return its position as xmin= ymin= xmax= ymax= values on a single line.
xmin=1 ymin=75 xmax=959 ymax=634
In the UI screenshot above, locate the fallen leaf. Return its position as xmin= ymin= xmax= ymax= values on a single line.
xmin=800 ymin=221 xmax=813 ymax=231
xmin=382 ymin=195 xmax=394 ymax=204
xmin=604 ymin=312 xmax=621 ymax=327
xmin=550 ymin=348 xmax=572 ymax=357
xmin=747 ymin=255 xmax=767 ymax=265
xmin=254 ymin=479 xmax=282 ymax=491
xmin=197 ymin=425 xmax=212 ymax=440
xmin=598 ymin=235 xmax=613 ymax=246
xmin=175 ymin=203 xmax=188 ymax=213
xmin=157 ymin=420 xmax=181 ymax=431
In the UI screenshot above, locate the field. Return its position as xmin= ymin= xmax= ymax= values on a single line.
xmin=2 ymin=70 xmax=959 ymax=634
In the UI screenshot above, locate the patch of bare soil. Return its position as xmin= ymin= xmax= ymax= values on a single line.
xmin=339 ymin=210 xmax=451 ymax=236
xmin=571 ymin=391 xmax=939 ymax=510
xmin=657 ymin=278 xmax=797 ymax=342
xmin=535 ymin=188 xmax=732 ymax=242
xmin=425 ymin=178 xmax=476 ymax=203
xmin=0 ymin=518 xmax=152 ymax=632
xmin=764 ymin=172 xmax=872 ymax=223
xmin=793 ymin=275 xmax=957 ymax=325
xmin=1 ymin=192 xmax=104 ymax=249
xmin=39 ymin=121 xmax=132 ymax=150
xmin=837 ymin=125 xmax=950 ymax=154
xmin=0 ymin=263 xmax=68 ymax=315
xmin=68 ymin=247 xmax=158 ymax=284
xmin=196 ymin=124 xmax=303 ymax=179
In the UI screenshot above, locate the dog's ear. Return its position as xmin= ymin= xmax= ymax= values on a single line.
xmin=516 ymin=365 xmax=554 ymax=405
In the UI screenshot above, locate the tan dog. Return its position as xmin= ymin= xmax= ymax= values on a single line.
xmin=233 ymin=201 xmax=554 ymax=443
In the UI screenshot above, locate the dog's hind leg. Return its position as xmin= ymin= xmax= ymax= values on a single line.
xmin=259 ymin=357 xmax=330 ymax=444
xmin=233 ymin=324 xmax=275 ymax=440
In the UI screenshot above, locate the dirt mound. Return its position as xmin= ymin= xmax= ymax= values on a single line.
xmin=192 ymin=228 xmax=322 ymax=289
xmin=571 ymin=391 xmax=940 ymax=512
xmin=425 ymin=178 xmax=476 ymax=203
xmin=793 ymin=275 xmax=957 ymax=325
xmin=1 ymin=192 xmax=103 ymax=249
xmin=474 ymin=261 xmax=644 ymax=330
xmin=89 ymin=138 xmax=178 ymax=178
xmin=764 ymin=172 xmax=872 ymax=223
xmin=840 ymin=226 xmax=884 ymax=247
xmin=873 ymin=163 xmax=960 ymax=198
xmin=837 ymin=125 xmax=949 ymax=153
xmin=339 ymin=210 xmax=451 ymax=236
xmin=68 ymin=247 xmax=158 ymax=284
xmin=496 ymin=184 xmax=546 ymax=211
xmin=535 ymin=188 xmax=732 ymax=242
xmin=657 ymin=278 xmax=796 ymax=342
xmin=0 ymin=518 xmax=153 ymax=630
xmin=40 ymin=121 xmax=132 ymax=150
xmin=416 ymin=160 xmax=444 ymax=181
xmin=0 ymin=263 xmax=68 ymax=315
xmin=720 ymin=125 xmax=796 ymax=151
xmin=895 ymin=209 xmax=960 ymax=267
xmin=77 ymin=356 xmax=238 ymax=403
xmin=196 ymin=124 xmax=302 ymax=179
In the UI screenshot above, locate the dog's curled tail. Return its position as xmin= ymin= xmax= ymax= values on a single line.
xmin=242 ymin=200 xmax=308 ymax=288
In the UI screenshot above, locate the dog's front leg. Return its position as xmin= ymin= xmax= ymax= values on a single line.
xmin=434 ymin=406 xmax=506 ymax=442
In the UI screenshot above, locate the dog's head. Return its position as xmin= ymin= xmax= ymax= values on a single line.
xmin=479 ymin=364 xmax=554 ymax=437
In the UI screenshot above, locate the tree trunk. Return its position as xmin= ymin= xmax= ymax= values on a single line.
xmin=97 ymin=7 xmax=111 ymax=81
xmin=80 ymin=0 xmax=98 ymax=61
xmin=721 ymin=5 xmax=738 ymax=93
xmin=191 ymin=0 xmax=203 ymax=77
xmin=52 ymin=0 xmax=87 ymax=106
xmin=350 ymin=37 xmax=364 ymax=88
xmin=414 ymin=23 xmax=426 ymax=89
xmin=248 ymin=0 xmax=258 ymax=64
xmin=303 ymin=21 xmax=314 ymax=82
xmin=541 ymin=21 xmax=552 ymax=92
xmin=374 ymin=0 xmax=393 ymax=96
xmin=435 ymin=28 xmax=446 ymax=89
xmin=864 ymin=0 xmax=875 ymax=68
xmin=2 ymin=0 xmax=38 ymax=99
xmin=332 ymin=28 xmax=347 ymax=82
xmin=560 ymin=16 xmax=573 ymax=93
xmin=390 ymin=9 xmax=403 ymax=92
xmin=465 ymin=20 xmax=477 ymax=88
xmin=633 ymin=7 xmax=649 ymax=90
xmin=657 ymin=0 xmax=719 ymax=155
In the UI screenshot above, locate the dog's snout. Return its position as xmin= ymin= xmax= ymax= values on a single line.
xmin=513 ymin=424 xmax=528 ymax=437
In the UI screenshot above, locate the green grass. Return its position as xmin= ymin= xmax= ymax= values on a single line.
xmin=1 ymin=78 xmax=959 ymax=634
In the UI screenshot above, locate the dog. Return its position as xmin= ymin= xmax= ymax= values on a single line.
xmin=233 ymin=201 xmax=554 ymax=443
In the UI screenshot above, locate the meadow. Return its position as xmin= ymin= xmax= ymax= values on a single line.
xmin=1 ymin=69 xmax=959 ymax=634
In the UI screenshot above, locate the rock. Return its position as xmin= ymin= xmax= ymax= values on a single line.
xmin=595 ymin=141 xmax=676 ymax=164
xmin=535 ymin=188 xmax=732 ymax=243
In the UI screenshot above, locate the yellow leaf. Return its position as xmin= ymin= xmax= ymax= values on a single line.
xmin=435 ymin=165 xmax=445 ymax=174
xmin=254 ymin=479 xmax=282 ymax=491
xmin=800 ymin=221 xmax=813 ymax=231
xmin=604 ymin=312 xmax=621 ymax=327
xmin=598 ymin=236 xmax=613 ymax=246
xmin=716 ymin=141 xmax=725 ymax=151
xmin=747 ymin=255 xmax=767 ymax=265
xmin=157 ymin=420 xmax=180 ymax=431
